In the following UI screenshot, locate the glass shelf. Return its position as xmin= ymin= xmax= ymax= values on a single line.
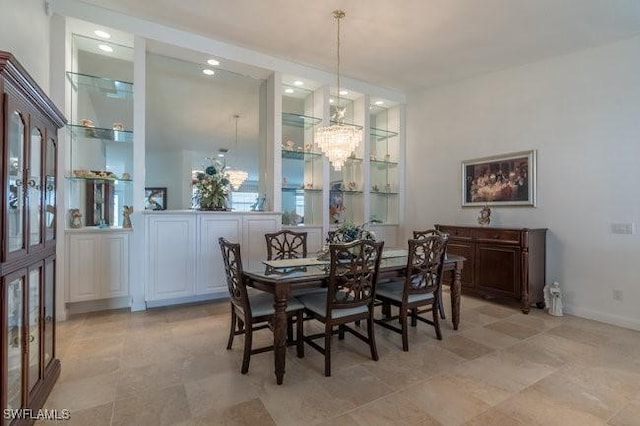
xmin=65 ymin=176 xmax=133 ymax=183
xmin=370 ymin=127 xmax=399 ymax=140
xmin=282 ymin=150 xmax=323 ymax=160
xmin=66 ymin=71 xmax=133 ymax=99
xmin=282 ymin=113 xmax=322 ymax=128
xmin=370 ymin=191 xmax=399 ymax=195
xmin=281 ymin=187 xmax=322 ymax=193
xmin=68 ymin=124 xmax=133 ymax=143
xmin=370 ymin=159 xmax=399 ymax=167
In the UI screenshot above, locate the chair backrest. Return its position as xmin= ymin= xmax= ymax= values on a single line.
xmin=218 ymin=237 xmax=250 ymax=312
xmin=265 ymin=230 xmax=308 ymax=260
xmin=403 ymin=235 xmax=448 ymax=301
xmin=326 ymin=239 xmax=385 ymax=313
xmin=413 ymin=229 xmax=447 ymax=240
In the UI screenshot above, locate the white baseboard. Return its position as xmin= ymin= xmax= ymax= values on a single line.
xmin=145 ymin=292 xmax=228 ymax=309
xmin=564 ymin=305 xmax=640 ymax=331
xmin=66 ymin=297 xmax=130 ymax=315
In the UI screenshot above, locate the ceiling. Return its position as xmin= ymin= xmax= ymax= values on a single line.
xmin=78 ymin=0 xmax=640 ymax=91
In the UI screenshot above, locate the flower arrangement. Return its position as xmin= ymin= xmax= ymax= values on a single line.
xmin=192 ymin=159 xmax=230 ymax=210
xmin=328 ymin=222 xmax=376 ymax=243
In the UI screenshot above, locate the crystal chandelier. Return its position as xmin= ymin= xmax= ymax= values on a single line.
xmin=225 ymin=114 xmax=248 ymax=190
xmin=314 ymin=10 xmax=362 ymax=171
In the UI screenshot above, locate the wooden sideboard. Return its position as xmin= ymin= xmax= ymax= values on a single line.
xmin=435 ymin=225 xmax=547 ymax=313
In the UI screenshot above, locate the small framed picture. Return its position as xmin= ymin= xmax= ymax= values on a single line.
xmin=462 ymin=150 xmax=536 ymax=207
xmin=144 ymin=187 xmax=167 ymax=211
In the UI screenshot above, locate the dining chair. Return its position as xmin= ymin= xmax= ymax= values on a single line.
xmin=412 ymin=229 xmax=448 ymax=319
xmin=219 ymin=237 xmax=305 ymax=374
xmin=265 ymin=229 xmax=308 ymax=260
xmin=297 ymin=239 xmax=384 ymax=376
xmin=374 ymin=234 xmax=448 ymax=351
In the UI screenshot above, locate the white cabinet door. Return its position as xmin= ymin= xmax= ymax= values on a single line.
xmin=100 ymin=233 xmax=129 ymax=298
xmin=197 ymin=215 xmax=242 ymax=295
xmin=67 ymin=234 xmax=100 ymax=302
xmin=242 ymin=215 xmax=279 ymax=264
xmin=147 ymin=215 xmax=196 ymax=301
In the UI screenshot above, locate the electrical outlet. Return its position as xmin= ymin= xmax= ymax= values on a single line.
xmin=611 ymin=223 xmax=635 ymax=234
xmin=612 ymin=289 xmax=623 ymax=301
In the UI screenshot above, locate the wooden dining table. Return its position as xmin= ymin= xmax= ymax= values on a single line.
xmin=243 ymin=251 xmax=466 ymax=384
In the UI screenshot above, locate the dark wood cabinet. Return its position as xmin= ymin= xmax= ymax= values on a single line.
xmin=435 ymin=224 xmax=546 ymax=313
xmin=1 ymin=51 xmax=65 ymax=425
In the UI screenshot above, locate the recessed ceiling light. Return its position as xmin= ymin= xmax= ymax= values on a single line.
xmin=217 ymin=153 xmax=225 ymax=158
xmin=374 ymin=100 xmax=384 ymax=106
xmin=207 ymin=59 xmax=220 ymax=66
xmin=329 ymin=98 xmax=335 ymax=104
xmin=339 ymin=90 xmax=349 ymax=95
xmin=94 ymin=30 xmax=111 ymax=39
xmin=98 ymin=44 xmax=113 ymax=53
xmin=284 ymin=88 xmax=294 ymax=94
xmin=293 ymin=80 xmax=304 ymax=86
xmin=202 ymin=69 xmax=215 ymax=76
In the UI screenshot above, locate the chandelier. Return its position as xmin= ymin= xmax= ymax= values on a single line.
xmin=225 ymin=114 xmax=248 ymax=190
xmin=314 ymin=9 xmax=362 ymax=171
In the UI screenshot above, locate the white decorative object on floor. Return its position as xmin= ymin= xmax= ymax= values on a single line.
xmin=548 ymin=281 xmax=563 ymax=316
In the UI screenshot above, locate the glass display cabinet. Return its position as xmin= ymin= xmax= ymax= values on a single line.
xmin=369 ymin=104 xmax=400 ymax=225
xmin=281 ymin=84 xmax=323 ymax=225
xmin=65 ymin=35 xmax=133 ymax=228
xmin=328 ymin=96 xmax=365 ymax=225
xmin=2 ymin=50 xmax=64 ymax=426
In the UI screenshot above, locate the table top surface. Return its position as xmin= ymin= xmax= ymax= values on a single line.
xmin=244 ymin=250 xmax=465 ymax=284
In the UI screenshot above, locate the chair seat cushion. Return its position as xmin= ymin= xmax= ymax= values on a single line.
xmin=376 ymin=281 xmax=434 ymax=304
xmin=298 ymin=291 xmax=369 ymax=319
xmin=248 ymin=292 xmax=304 ymax=318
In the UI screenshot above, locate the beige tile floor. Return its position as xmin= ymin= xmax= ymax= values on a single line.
xmin=39 ymin=290 xmax=640 ymax=426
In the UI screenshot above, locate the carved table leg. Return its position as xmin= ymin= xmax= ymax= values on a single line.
xmin=452 ymin=262 xmax=462 ymax=330
xmin=273 ymin=283 xmax=290 ymax=385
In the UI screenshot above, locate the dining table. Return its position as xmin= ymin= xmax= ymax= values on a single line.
xmin=243 ymin=250 xmax=466 ymax=384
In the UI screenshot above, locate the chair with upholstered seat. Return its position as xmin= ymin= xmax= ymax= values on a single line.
xmin=412 ymin=229 xmax=448 ymax=319
xmin=297 ymin=239 xmax=384 ymax=376
xmin=219 ymin=237 xmax=305 ymax=374
xmin=374 ymin=234 xmax=448 ymax=351
xmin=265 ymin=229 xmax=308 ymax=260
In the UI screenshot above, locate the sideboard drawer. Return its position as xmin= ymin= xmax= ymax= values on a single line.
xmin=474 ymin=228 xmax=520 ymax=244
xmin=439 ymin=226 xmax=473 ymax=239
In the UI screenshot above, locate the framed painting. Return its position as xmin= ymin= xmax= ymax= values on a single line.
xmin=462 ymin=150 xmax=536 ymax=207
xmin=145 ymin=187 xmax=167 ymax=210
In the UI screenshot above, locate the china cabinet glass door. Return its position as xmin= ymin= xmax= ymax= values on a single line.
xmin=4 ymin=274 xmax=25 ymax=421
xmin=6 ymin=109 xmax=26 ymax=257
xmin=27 ymin=266 xmax=42 ymax=392
xmin=29 ymin=127 xmax=43 ymax=247
xmin=45 ymin=137 xmax=57 ymax=244
xmin=43 ymin=257 xmax=55 ymax=368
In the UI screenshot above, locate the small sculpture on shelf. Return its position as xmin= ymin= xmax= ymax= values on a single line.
xmin=69 ymin=208 xmax=82 ymax=228
xmin=372 ymin=184 xmax=380 ymax=192
xmin=112 ymin=122 xmax=124 ymax=131
xmin=122 ymin=206 xmax=133 ymax=228
xmin=477 ymin=205 xmax=491 ymax=226
xmin=304 ymin=143 xmax=313 ymax=152
xmin=121 ymin=172 xmax=131 ymax=180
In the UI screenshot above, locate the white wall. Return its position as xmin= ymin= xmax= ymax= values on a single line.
xmin=0 ymin=0 xmax=51 ymax=91
xmin=406 ymin=35 xmax=640 ymax=330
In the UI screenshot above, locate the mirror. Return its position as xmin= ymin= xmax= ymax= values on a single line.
xmin=145 ymin=48 xmax=269 ymax=210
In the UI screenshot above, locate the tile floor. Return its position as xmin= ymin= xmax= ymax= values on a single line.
xmin=39 ymin=290 xmax=640 ymax=426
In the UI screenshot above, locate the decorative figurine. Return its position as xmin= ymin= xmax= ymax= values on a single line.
xmin=477 ymin=205 xmax=491 ymax=226
xmin=122 ymin=206 xmax=133 ymax=229
xmin=548 ymin=281 xmax=563 ymax=316
xmin=69 ymin=208 xmax=82 ymax=228
xmin=112 ymin=122 xmax=124 ymax=131
xmin=121 ymin=172 xmax=131 ymax=180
